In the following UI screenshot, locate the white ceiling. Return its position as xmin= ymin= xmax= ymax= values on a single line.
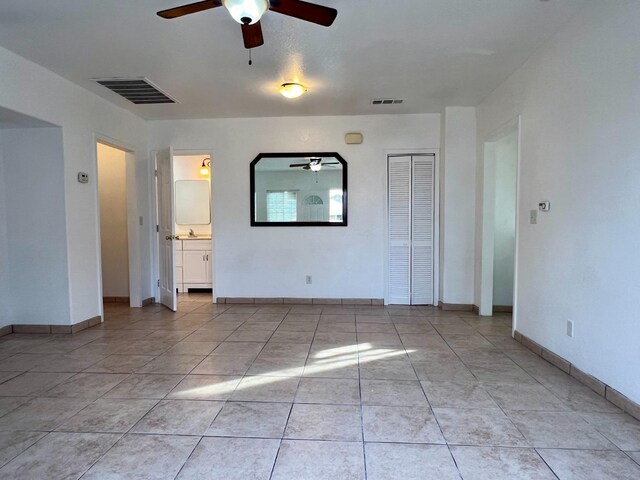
xmin=0 ymin=0 xmax=588 ymax=120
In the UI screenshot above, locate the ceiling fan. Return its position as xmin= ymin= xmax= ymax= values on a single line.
xmin=290 ymin=158 xmax=340 ymax=171
xmin=157 ymin=0 xmax=338 ymax=49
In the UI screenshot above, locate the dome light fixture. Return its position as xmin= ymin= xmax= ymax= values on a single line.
xmin=223 ymin=0 xmax=268 ymax=25
xmin=280 ymin=82 xmax=307 ymax=99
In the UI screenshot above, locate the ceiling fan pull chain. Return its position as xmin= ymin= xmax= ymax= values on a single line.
xmin=248 ymin=49 xmax=252 ymax=66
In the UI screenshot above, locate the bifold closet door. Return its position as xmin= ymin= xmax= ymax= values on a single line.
xmin=388 ymin=155 xmax=435 ymax=305
xmin=411 ymin=156 xmax=435 ymax=305
xmin=388 ymin=156 xmax=412 ymax=304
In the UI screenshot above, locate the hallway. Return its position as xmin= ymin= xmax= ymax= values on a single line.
xmin=0 ymin=295 xmax=638 ymax=479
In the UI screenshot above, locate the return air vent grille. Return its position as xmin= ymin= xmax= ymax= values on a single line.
xmin=94 ymin=78 xmax=175 ymax=104
xmin=371 ymin=98 xmax=405 ymax=105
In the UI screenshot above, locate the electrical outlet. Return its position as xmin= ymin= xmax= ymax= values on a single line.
xmin=530 ymin=210 xmax=538 ymax=225
xmin=566 ymin=319 xmax=574 ymax=337
xmin=305 ymin=275 xmax=312 ymax=285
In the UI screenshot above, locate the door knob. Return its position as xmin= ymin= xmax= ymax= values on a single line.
xmin=165 ymin=235 xmax=173 ymax=241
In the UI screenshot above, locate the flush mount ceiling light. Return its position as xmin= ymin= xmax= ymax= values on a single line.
xmin=223 ymin=0 xmax=268 ymax=25
xmin=280 ymin=82 xmax=307 ymax=99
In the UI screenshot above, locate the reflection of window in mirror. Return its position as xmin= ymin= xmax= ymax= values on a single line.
xmin=329 ymin=189 xmax=343 ymax=222
xmin=266 ymin=190 xmax=297 ymax=222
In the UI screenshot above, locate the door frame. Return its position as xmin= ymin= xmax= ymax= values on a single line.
xmin=93 ymin=134 xmax=142 ymax=308
xmin=383 ymin=149 xmax=440 ymax=305
xmin=478 ymin=116 xmax=521 ymax=321
xmin=151 ymin=148 xmax=216 ymax=303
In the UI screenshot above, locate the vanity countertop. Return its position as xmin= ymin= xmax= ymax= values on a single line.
xmin=176 ymin=235 xmax=212 ymax=240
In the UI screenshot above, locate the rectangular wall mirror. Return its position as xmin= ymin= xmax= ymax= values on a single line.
xmin=175 ymin=180 xmax=211 ymax=225
xmin=251 ymin=152 xmax=348 ymax=226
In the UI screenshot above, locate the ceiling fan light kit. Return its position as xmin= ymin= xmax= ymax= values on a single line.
xmin=223 ymin=0 xmax=268 ymax=25
xmin=280 ymin=82 xmax=307 ymax=99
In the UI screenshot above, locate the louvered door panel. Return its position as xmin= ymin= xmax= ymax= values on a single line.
xmin=388 ymin=156 xmax=412 ymax=304
xmin=411 ymin=156 xmax=435 ymax=304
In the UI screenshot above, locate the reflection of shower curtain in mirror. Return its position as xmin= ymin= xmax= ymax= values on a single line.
xmin=302 ymin=194 xmax=324 ymax=222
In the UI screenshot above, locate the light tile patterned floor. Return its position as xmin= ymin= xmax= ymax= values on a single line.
xmin=0 ymin=293 xmax=638 ymax=479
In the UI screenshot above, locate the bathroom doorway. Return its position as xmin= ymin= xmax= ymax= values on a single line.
xmin=154 ymin=150 xmax=214 ymax=310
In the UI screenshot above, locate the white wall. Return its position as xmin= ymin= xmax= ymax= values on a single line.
xmin=173 ymin=155 xmax=212 ymax=236
xmin=441 ymin=107 xmax=477 ymax=305
xmin=476 ymin=1 xmax=640 ymax=403
xmin=492 ymin=131 xmax=517 ymax=306
xmin=1 ymin=127 xmax=70 ymax=326
xmin=97 ymin=143 xmax=130 ymax=298
xmin=0 ymin=45 xmax=150 ymax=324
xmin=150 ymin=114 xmax=441 ymax=300
xmin=0 ymin=135 xmax=8 ymax=326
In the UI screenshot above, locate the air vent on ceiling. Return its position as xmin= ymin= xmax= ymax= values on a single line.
xmin=371 ymin=98 xmax=405 ymax=105
xmin=94 ymin=78 xmax=175 ymax=105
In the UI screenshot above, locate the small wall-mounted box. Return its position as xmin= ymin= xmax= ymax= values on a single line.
xmin=345 ymin=132 xmax=363 ymax=145
xmin=538 ymin=201 xmax=551 ymax=212
xmin=77 ymin=172 xmax=89 ymax=184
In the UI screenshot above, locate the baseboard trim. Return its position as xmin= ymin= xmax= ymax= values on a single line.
xmin=5 ymin=315 xmax=102 ymax=336
xmin=103 ymin=297 xmax=130 ymax=304
xmin=514 ymin=330 xmax=640 ymax=421
xmin=493 ymin=305 xmax=513 ymax=313
xmin=216 ymin=297 xmax=384 ymax=306
xmin=438 ymin=301 xmax=475 ymax=312
xmin=142 ymin=297 xmax=155 ymax=307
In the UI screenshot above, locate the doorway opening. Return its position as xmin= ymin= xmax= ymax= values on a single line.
xmin=96 ymin=141 xmax=135 ymax=307
xmin=154 ymin=149 xmax=214 ymax=311
xmin=479 ymin=120 xmax=520 ymax=316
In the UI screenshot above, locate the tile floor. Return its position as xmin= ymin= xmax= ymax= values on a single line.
xmin=0 ymin=294 xmax=638 ymax=479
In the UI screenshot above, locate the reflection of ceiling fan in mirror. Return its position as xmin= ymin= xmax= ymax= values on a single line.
xmin=157 ymin=0 xmax=338 ymax=50
xmin=289 ymin=158 xmax=340 ymax=171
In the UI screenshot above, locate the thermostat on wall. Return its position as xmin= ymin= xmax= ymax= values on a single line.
xmin=345 ymin=132 xmax=363 ymax=145
xmin=77 ymin=172 xmax=89 ymax=183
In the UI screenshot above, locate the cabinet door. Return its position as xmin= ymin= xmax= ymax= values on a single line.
xmin=183 ymin=251 xmax=209 ymax=284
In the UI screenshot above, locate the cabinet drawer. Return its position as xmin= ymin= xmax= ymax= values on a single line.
xmin=183 ymin=240 xmax=212 ymax=251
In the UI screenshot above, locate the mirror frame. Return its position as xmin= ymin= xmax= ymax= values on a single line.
xmin=250 ymin=152 xmax=348 ymax=227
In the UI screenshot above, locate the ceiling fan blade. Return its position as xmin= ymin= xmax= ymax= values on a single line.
xmin=303 ymin=165 xmax=311 ymax=170
xmin=290 ymin=163 xmax=309 ymax=167
xmin=321 ymin=162 xmax=340 ymax=165
xmin=241 ymin=21 xmax=265 ymax=49
xmin=269 ymin=0 xmax=337 ymax=27
xmin=157 ymin=0 xmax=222 ymax=19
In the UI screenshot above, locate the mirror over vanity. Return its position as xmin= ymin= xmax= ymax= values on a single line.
xmin=175 ymin=180 xmax=211 ymax=226
xmin=250 ymin=152 xmax=348 ymax=226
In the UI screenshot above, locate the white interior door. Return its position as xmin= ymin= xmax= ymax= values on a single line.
xmin=388 ymin=156 xmax=412 ymax=304
xmin=411 ymin=156 xmax=435 ymax=304
xmin=156 ymin=147 xmax=177 ymax=311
